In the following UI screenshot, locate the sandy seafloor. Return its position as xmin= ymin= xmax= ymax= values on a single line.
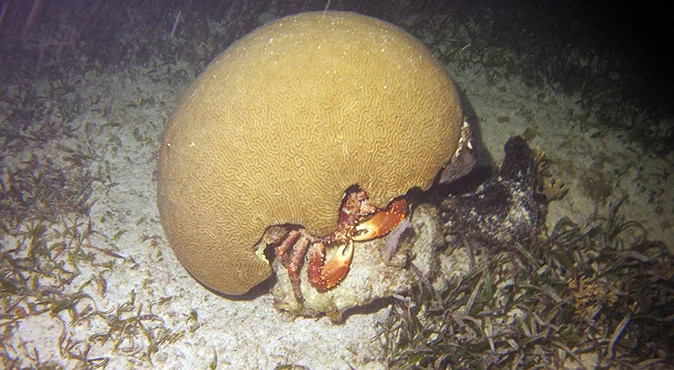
xmin=1 ymin=3 xmax=673 ymax=370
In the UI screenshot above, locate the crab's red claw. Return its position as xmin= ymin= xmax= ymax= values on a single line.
xmin=352 ymin=198 xmax=407 ymax=241
xmin=308 ymin=241 xmax=354 ymax=292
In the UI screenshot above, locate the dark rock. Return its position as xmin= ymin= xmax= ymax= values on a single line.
xmin=440 ymin=136 xmax=541 ymax=249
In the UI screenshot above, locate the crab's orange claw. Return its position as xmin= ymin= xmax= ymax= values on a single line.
xmin=352 ymin=198 xmax=407 ymax=241
xmin=308 ymin=241 xmax=354 ymax=292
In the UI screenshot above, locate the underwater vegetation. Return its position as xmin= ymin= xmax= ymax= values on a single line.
xmin=1 ymin=0 xmax=670 ymax=156
xmin=0 ymin=141 xmax=186 ymax=367
xmin=376 ymin=198 xmax=673 ymax=368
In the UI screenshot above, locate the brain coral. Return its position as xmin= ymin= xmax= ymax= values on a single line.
xmin=156 ymin=11 xmax=464 ymax=295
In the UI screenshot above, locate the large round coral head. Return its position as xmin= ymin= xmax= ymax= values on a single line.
xmin=156 ymin=11 xmax=464 ymax=295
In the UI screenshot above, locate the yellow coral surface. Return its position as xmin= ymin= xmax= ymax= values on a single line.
xmin=156 ymin=11 xmax=463 ymax=295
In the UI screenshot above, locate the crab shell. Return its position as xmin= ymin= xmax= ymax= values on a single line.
xmin=156 ymin=11 xmax=465 ymax=295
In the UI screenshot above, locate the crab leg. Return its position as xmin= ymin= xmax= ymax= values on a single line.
xmin=275 ymin=229 xmax=311 ymax=302
xmin=352 ymin=198 xmax=407 ymax=241
xmin=307 ymin=241 xmax=354 ymax=292
xmin=275 ymin=229 xmax=301 ymax=266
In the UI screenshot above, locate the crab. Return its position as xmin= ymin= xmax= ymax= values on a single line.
xmin=268 ymin=184 xmax=407 ymax=303
xmin=264 ymin=120 xmax=477 ymax=305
